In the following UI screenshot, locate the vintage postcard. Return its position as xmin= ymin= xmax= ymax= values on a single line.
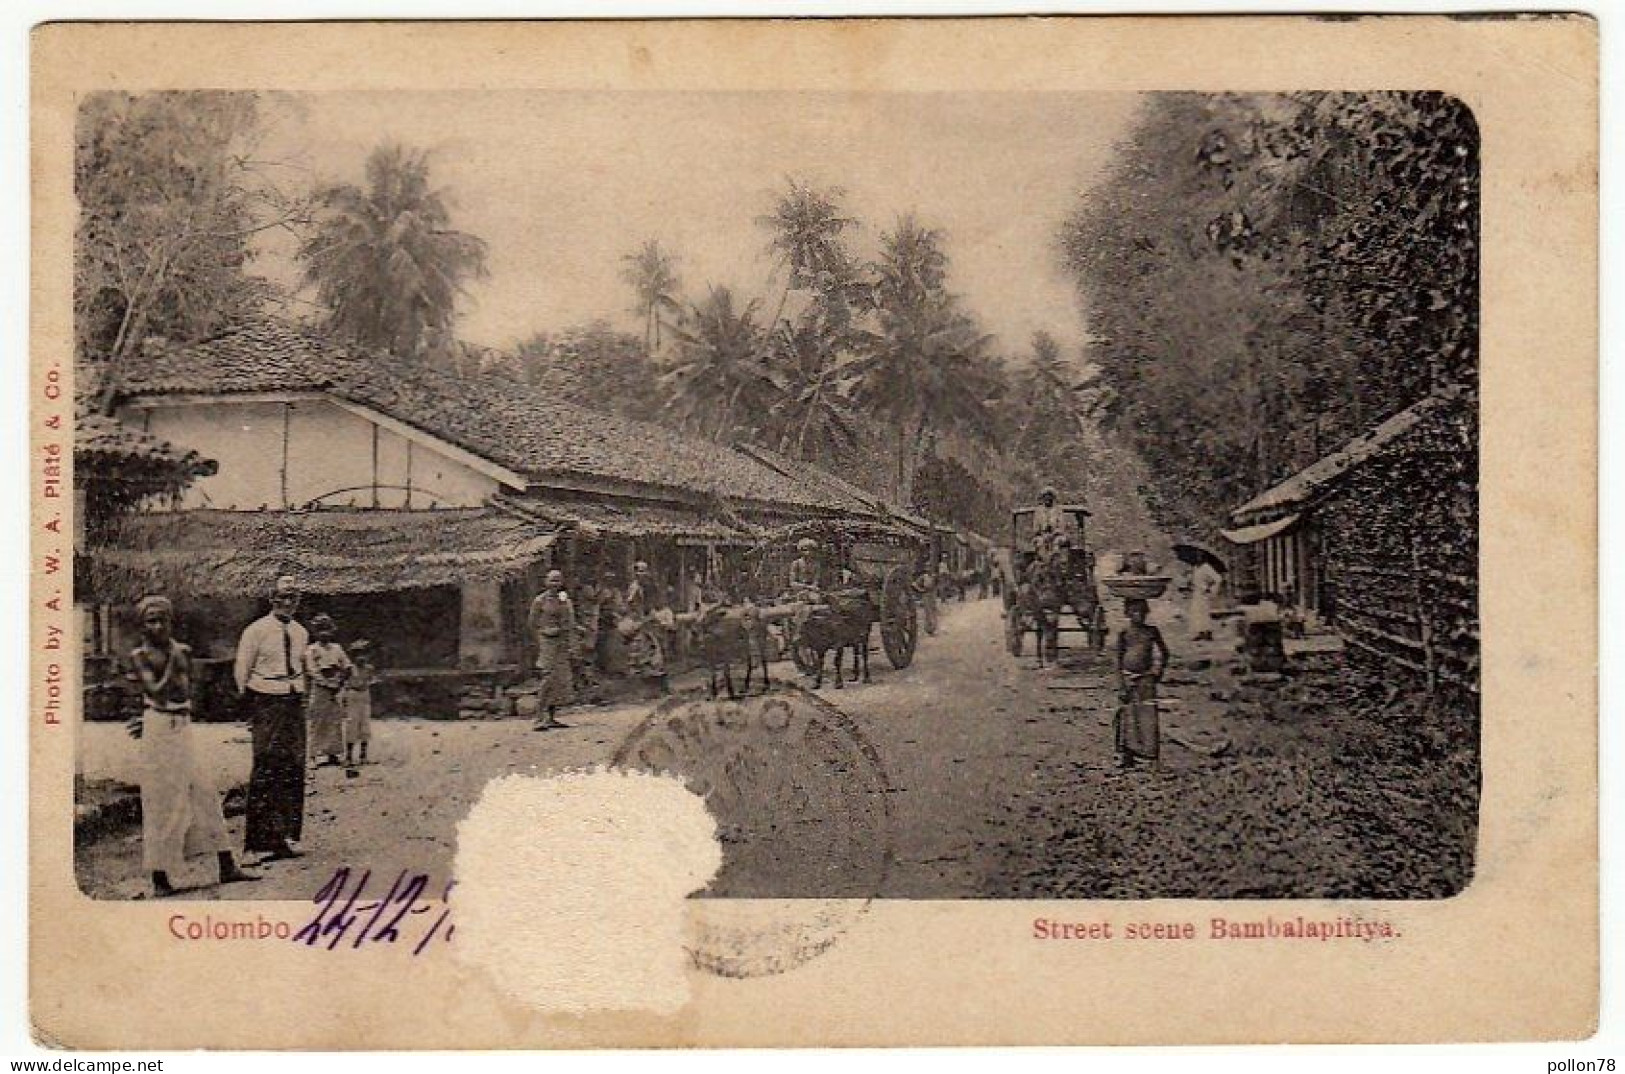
xmin=29 ymin=16 xmax=1597 ymax=1047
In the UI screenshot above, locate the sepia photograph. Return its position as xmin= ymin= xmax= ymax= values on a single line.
xmin=68 ymin=85 xmax=1481 ymax=904
xmin=25 ymin=13 xmax=1600 ymax=1049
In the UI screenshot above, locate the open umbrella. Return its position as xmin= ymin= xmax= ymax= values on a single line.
xmin=1170 ymin=541 xmax=1228 ymax=573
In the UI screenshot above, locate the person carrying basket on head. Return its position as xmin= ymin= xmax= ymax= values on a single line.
xmin=1114 ymin=597 xmax=1170 ymax=770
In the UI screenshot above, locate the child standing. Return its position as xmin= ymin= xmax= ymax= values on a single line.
xmin=127 ymin=594 xmax=258 ymax=897
xmin=343 ymin=639 xmax=375 ymax=767
xmin=303 ymin=614 xmax=352 ymax=768
xmin=1114 ymin=598 xmax=1170 ymax=769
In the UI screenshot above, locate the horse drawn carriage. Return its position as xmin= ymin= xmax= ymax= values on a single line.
xmin=999 ymin=502 xmax=1108 ymax=664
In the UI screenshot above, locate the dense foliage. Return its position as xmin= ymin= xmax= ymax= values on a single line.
xmin=1060 ymin=92 xmax=1479 ymax=536
xmin=506 ymin=322 xmax=663 ymax=423
xmin=651 ymin=180 xmax=1159 ymax=545
xmin=75 ymin=91 xmax=302 ymax=363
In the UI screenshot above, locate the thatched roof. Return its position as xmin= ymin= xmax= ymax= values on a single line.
xmin=116 ymin=321 xmax=878 ymax=517
xmin=496 ymin=495 xmax=747 ymax=542
xmin=79 ymin=507 xmax=554 ymax=602
xmin=1230 ymin=393 xmax=1450 ymax=526
xmin=76 ymin=414 xmax=220 ymax=541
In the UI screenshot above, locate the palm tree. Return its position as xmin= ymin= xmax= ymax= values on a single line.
xmin=298 ymin=144 xmax=488 ymax=358
xmin=756 ymin=178 xmax=860 ymax=333
xmin=869 ymin=213 xmax=949 ymax=315
xmin=851 ymin=216 xmax=996 ymax=502
xmin=1016 ymin=329 xmax=1080 ymax=453
xmin=853 ymin=297 xmax=997 ymax=503
xmin=663 ymin=286 xmax=773 ymax=442
xmin=619 ymin=239 xmax=682 ymax=355
xmin=765 ymin=308 xmax=862 ymax=462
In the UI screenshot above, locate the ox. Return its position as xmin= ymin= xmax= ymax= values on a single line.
xmin=694 ymin=602 xmax=773 ymax=700
xmin=799 ymin=588 xmax=879 ymax=689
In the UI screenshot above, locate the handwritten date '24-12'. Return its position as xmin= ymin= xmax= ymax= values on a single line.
xmin=293 ymin=867 xmax=455 ymax=955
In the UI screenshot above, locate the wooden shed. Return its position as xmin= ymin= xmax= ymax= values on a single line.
xmin=1223 ymin=386 xmax=1478 ymax=696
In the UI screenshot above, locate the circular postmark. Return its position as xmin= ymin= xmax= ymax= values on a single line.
xmin=611 ymin=684 xmax=894 ymax=978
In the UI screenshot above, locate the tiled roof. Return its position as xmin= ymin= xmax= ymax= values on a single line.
xmin=733 ymin=441 xmax=931 ymax=532
xmin=115 ymin=321 xmax=875 ymax=516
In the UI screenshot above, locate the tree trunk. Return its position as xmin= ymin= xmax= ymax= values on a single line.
xmin=110 ymin=245 xmax=173 ymax=363
xmin=765 ymin=258 xmax=793 ymax=338
xmin=895 ymin=424 xmax=909 ymax=503
xmin=794 ymin=378 xmax=826 ymax=460
xmin=900 ymin=410 xmax=930 ymax=506
xmin=718 ymin=379 xmax=749 ymax=444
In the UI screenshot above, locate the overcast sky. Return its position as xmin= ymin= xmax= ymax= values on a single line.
xmin=256 ymin=90 xmax=1141 ymax=361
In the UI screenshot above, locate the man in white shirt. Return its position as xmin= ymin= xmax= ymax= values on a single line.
xmin=234 ymin=576 xmax=309 ymax=862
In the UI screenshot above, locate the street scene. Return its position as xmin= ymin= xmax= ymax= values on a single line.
xmin=76 ymin=592 xmax=1471 ymax=902
xmin=72 ymin=89 xmax=1479 ymax=902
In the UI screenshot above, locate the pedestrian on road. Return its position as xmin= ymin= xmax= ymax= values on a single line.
xmin=1188 ymin=560 xmax=1222 ymax=641
xmin=529 ymin=568 xmax=576 ymax=731
xmin=918 ymin=572 xmax=939 ymax=636
xmin=1114 ymin=598 xmax=1169 ymax=769
xmin=625 ymin=560 xmax=673 ymax=694
xmin=303 ymin=614 xmax=352 ymax=768
xmin=343 ymin=640 xmax=375 ymax=767
xmin=593 ymin=573 xmax=630 ymax=678
xmin=128 ymin=595 xmax=259 ymax=897
xmin=234 ymin=576 xmax=310 ymax=862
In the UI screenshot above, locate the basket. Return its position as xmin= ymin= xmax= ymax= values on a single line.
xmin=1101 ymin=575 xmax=1172 ymax=600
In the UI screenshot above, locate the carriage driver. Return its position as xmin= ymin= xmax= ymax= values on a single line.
xmin=1034 ymin=485 xmax=1073 ymax=560
xmin=1034 ymin=486 xmax=1066 ymax=542
xmin=787 ymin=537 xmax=826 ymax=600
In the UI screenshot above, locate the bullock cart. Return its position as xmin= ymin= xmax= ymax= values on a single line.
xmin=743 ymin=518 xmax=924 ymax=679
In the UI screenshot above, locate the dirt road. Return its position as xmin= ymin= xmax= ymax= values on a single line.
xmin=77 ymin=593 xmax=1472 ymax=903
xmin=78 ymin=597 xmax=1129 ymax=900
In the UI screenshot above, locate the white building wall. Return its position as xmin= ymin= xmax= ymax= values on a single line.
xmin=286 ymin=399 xmax=373 ymax=506
xmin=376 ymin=423 xmax=412 ymax=507
xmin=120 ymin=397 xmax=501 ymax=511
xmin=134 ymin=400 xmax=286 ymax=510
